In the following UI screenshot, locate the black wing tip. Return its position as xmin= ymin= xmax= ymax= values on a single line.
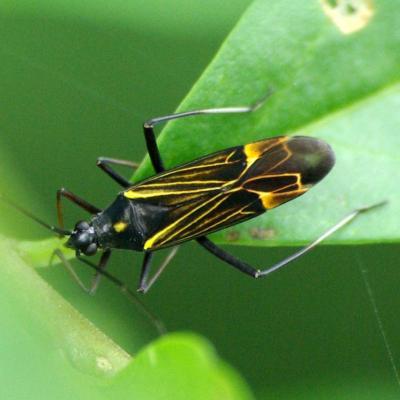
xmin=288 ymin=136 xmax=335 ymax=185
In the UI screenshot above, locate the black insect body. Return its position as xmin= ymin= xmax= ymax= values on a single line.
xmin=2 ymin=100 xmax=383 ymax=296
xmin=74 ymin=136 xmax=333 ymax=258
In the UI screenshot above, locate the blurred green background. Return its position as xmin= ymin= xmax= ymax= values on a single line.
xmin=1 ymin=1 xmax=399 ymax=399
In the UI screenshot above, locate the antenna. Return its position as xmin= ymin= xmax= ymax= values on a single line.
xmin=0 ymin=194 xmax=72 ymax=236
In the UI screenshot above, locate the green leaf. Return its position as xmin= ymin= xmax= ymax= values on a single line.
xmin=0 ymin=1 xmax=256 ymax=398
xmin=1 ymin=1 xmax=399 ymax=399
xmin=112 ymin=333 xmax=254 ymax=400
xmin=0 ymin=237 xmax=253 ymax=400
xmin=0 ymin=236 xmax=130 ymax=399
xmin=134 ymin=0 xmax=400 ymax=246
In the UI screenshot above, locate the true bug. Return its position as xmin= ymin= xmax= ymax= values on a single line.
xmin=1 ymin=96 xmax=384 ymax=296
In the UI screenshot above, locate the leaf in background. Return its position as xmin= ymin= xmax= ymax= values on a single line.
xmin=1 ymin=1 xmax=399 ymax=399
xmin=134 ymin=0 xmax=400 ymax=246
xmin=0 ymin=0 xmax=257 ymax=398
xmin=0 ymin=237 xmax=253 ymax=400
xmin=0 ymin=237 xmax=130 ymax=399
xmin=112 ymin=333 xmax=254 ymax=400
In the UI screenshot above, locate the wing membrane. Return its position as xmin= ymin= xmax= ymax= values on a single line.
xmin=124 ymin=147 xmax=246 ymax=206
xmin=124 ymin=136 xmax=331 ymax=250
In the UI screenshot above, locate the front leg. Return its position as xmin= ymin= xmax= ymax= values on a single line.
xmin=137 ymin=247 xmax=179 ymax=293
xmin=51 ymin=249 xmax=111 ymax=294
xmin=56 ymin=188 xmax=101 ymax=229
xmin=96 ymin=157 xmax=139 ymax=188
xmin=58 ymin=251 xmax=166 ymax=334
xmin=143 ymin=90 xmax=273 ymax=173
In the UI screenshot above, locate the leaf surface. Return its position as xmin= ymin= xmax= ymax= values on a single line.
xmin=134 ymin=0 xmax=400 ymax=246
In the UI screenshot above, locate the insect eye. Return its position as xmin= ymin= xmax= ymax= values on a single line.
xmin=75 ymin=220 xmax=90 ymax=231
xmin=84 ymin=243 xmax=97 ymax=256
xmin=76 ymin=232 xmax=90 ymax=246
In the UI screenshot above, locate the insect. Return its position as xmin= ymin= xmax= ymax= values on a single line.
xmin=1 ymin=96 xmax=384 ymax=296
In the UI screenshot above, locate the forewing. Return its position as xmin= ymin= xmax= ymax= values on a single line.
xmin=124 ymin=145 xmax=247 ymax=206
xmin=142 ymin=189 xmax=265 ymax=249
xmin=124 ymin=136 xmax=333 ymax=250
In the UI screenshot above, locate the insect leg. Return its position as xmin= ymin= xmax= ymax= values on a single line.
xmin=51 ymin=248 xmax=110 ymax=293
xmin=56 ymin=188 xmax=101 ymax=228
xmin=197 ymin=237 xmax=259 ymax=277
xmin=143 ymin=89 xmax=274 ymax=173
xmin=53 ymin=249 xmax=166 ymax=334
xmin=96 ymin=157 xmax=139 ymax=188
xmin=87 ymin=249 xmax=112 ymax=294
xmin=197 ymin=201 xmax=386 ymax=279
xmin=138 ymin=252 xmax=153 ymax=290
xmin=137 ymin=246 xmax=179 ymax=293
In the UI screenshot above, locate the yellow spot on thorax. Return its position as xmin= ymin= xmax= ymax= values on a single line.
xmin=114 ymin=221 xmax=128 ymax=233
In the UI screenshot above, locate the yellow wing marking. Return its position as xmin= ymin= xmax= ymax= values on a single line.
xmin=143 ymin=184 xmax=255 ymax=250
xmin=140 ymin=137 xmax=311 ymax=248
xmin=124 ymin=149 xmax=240 ymax=200
xmin=144 ymin=191 xmax=234 ymax=249
xmin=258 ymin=189 xmax=308 ymax=209
xmin=244 ymin=172 xmax=311 ymax=209
xmin=243 ymin=137 xmax=288 ymax=166
xmin=151 ymin=152 xmax=238 ymax=178
xmin=244 ymin=172 xmax=302 ymax=185
xmin=134 ymin=180 xmax=228 ymax=187
xmin=224 ymin=150 xmax=237 ymax=163
xmin=144 ymin=193 xmax=226 ymax=249
xmin=124 ymin=179 xmax=236 ymax=200
xmin=157 ymin=195 xmax=231 ymax=247
xmin=125 ymin=187 xmax=223 ymax=199
xmin=192 ymin=205 xmax=257 ymax=235
xmin=143 ymin=169 xmax=309 ymax=248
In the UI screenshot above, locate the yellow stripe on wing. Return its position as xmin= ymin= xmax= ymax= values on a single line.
xmin=143 ymin=192 xmax=227 ymax=249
